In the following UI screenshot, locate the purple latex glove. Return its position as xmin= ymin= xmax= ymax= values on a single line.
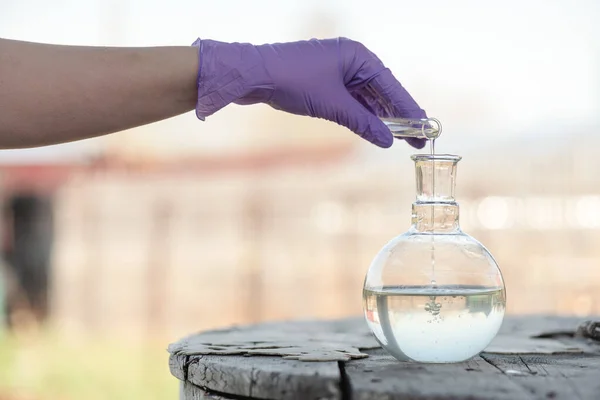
xmin=192 ymin=37 xmax=427 ymax=149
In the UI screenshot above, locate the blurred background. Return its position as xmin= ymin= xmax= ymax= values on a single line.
xmin=0 ymin=0 xmax=599 ymax=398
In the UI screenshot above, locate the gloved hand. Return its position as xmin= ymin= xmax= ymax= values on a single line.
xmin=192 ymin=37 xmax=426 ymax=149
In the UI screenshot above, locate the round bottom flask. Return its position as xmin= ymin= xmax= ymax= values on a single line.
xmin=362 ymin=154 xmax=506 ymax=363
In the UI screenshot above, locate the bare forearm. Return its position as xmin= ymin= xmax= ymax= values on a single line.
xmin=0 ymin=38 xmax=198 ymax=149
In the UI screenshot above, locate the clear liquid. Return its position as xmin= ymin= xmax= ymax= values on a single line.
xmin=382 ymin=118 xmax=441 ymax=140
xmin=363 ymin=286 xmax=506 ymax=363
xmin=430 ymin=138 xmax=436 ymax=287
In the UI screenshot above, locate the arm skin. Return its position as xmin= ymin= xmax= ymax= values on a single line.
xmin=0 ymin=38 xmax=199 ymax=149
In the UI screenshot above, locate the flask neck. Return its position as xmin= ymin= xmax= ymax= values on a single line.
xmin=411 ymin=204 xmax=460 ymax=233
xmin=412 ymin=154 xmax=460 ymax=203
xmin=410 ymin=154 xmax=462 ymax=233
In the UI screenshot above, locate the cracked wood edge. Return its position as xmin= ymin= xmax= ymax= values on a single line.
xmin=184 ymin=354 xmax=342 ymax=400
xmin=180 ymin=381 xmax=237 ymax=400
xmin=170 ymin=353 xmax=189 ymax=381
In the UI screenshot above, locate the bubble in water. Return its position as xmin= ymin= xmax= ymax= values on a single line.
xmin=425 ymin=296 xmax=442 ymax=315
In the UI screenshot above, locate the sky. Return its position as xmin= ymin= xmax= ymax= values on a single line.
xmin=0 ymin=0 xmax=598 ymax=162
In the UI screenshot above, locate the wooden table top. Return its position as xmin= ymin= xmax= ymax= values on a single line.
xmin=169 ymin=315 xmax=600 ymax=400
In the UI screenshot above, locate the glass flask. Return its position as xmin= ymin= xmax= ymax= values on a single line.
xmin=362 ymin=153 xmax=506 ymax=363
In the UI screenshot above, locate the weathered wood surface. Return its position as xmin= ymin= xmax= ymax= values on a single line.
xmin=180 ymin=381 xmax=230 ymax=400
xmin=169 ymin=316 xmax=600 ymax=400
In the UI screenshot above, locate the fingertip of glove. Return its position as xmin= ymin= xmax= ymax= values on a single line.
xmin=195 ymin=108 xmax=206 ymax=121
xmin=374 ymin=134 xmax=393 ymax=148
xmin=369 ymin=128 xmax=393 ymax=148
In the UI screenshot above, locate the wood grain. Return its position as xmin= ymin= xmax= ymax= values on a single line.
xmin=170 ymin=316 xmax=600 ymax=400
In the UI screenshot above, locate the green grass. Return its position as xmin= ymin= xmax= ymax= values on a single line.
xmin=0 ymin=331 xmax=179 ymax=400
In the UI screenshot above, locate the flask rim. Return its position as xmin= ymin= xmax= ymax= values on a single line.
xmin=411 ymin=154 xmax=462 ymax=162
